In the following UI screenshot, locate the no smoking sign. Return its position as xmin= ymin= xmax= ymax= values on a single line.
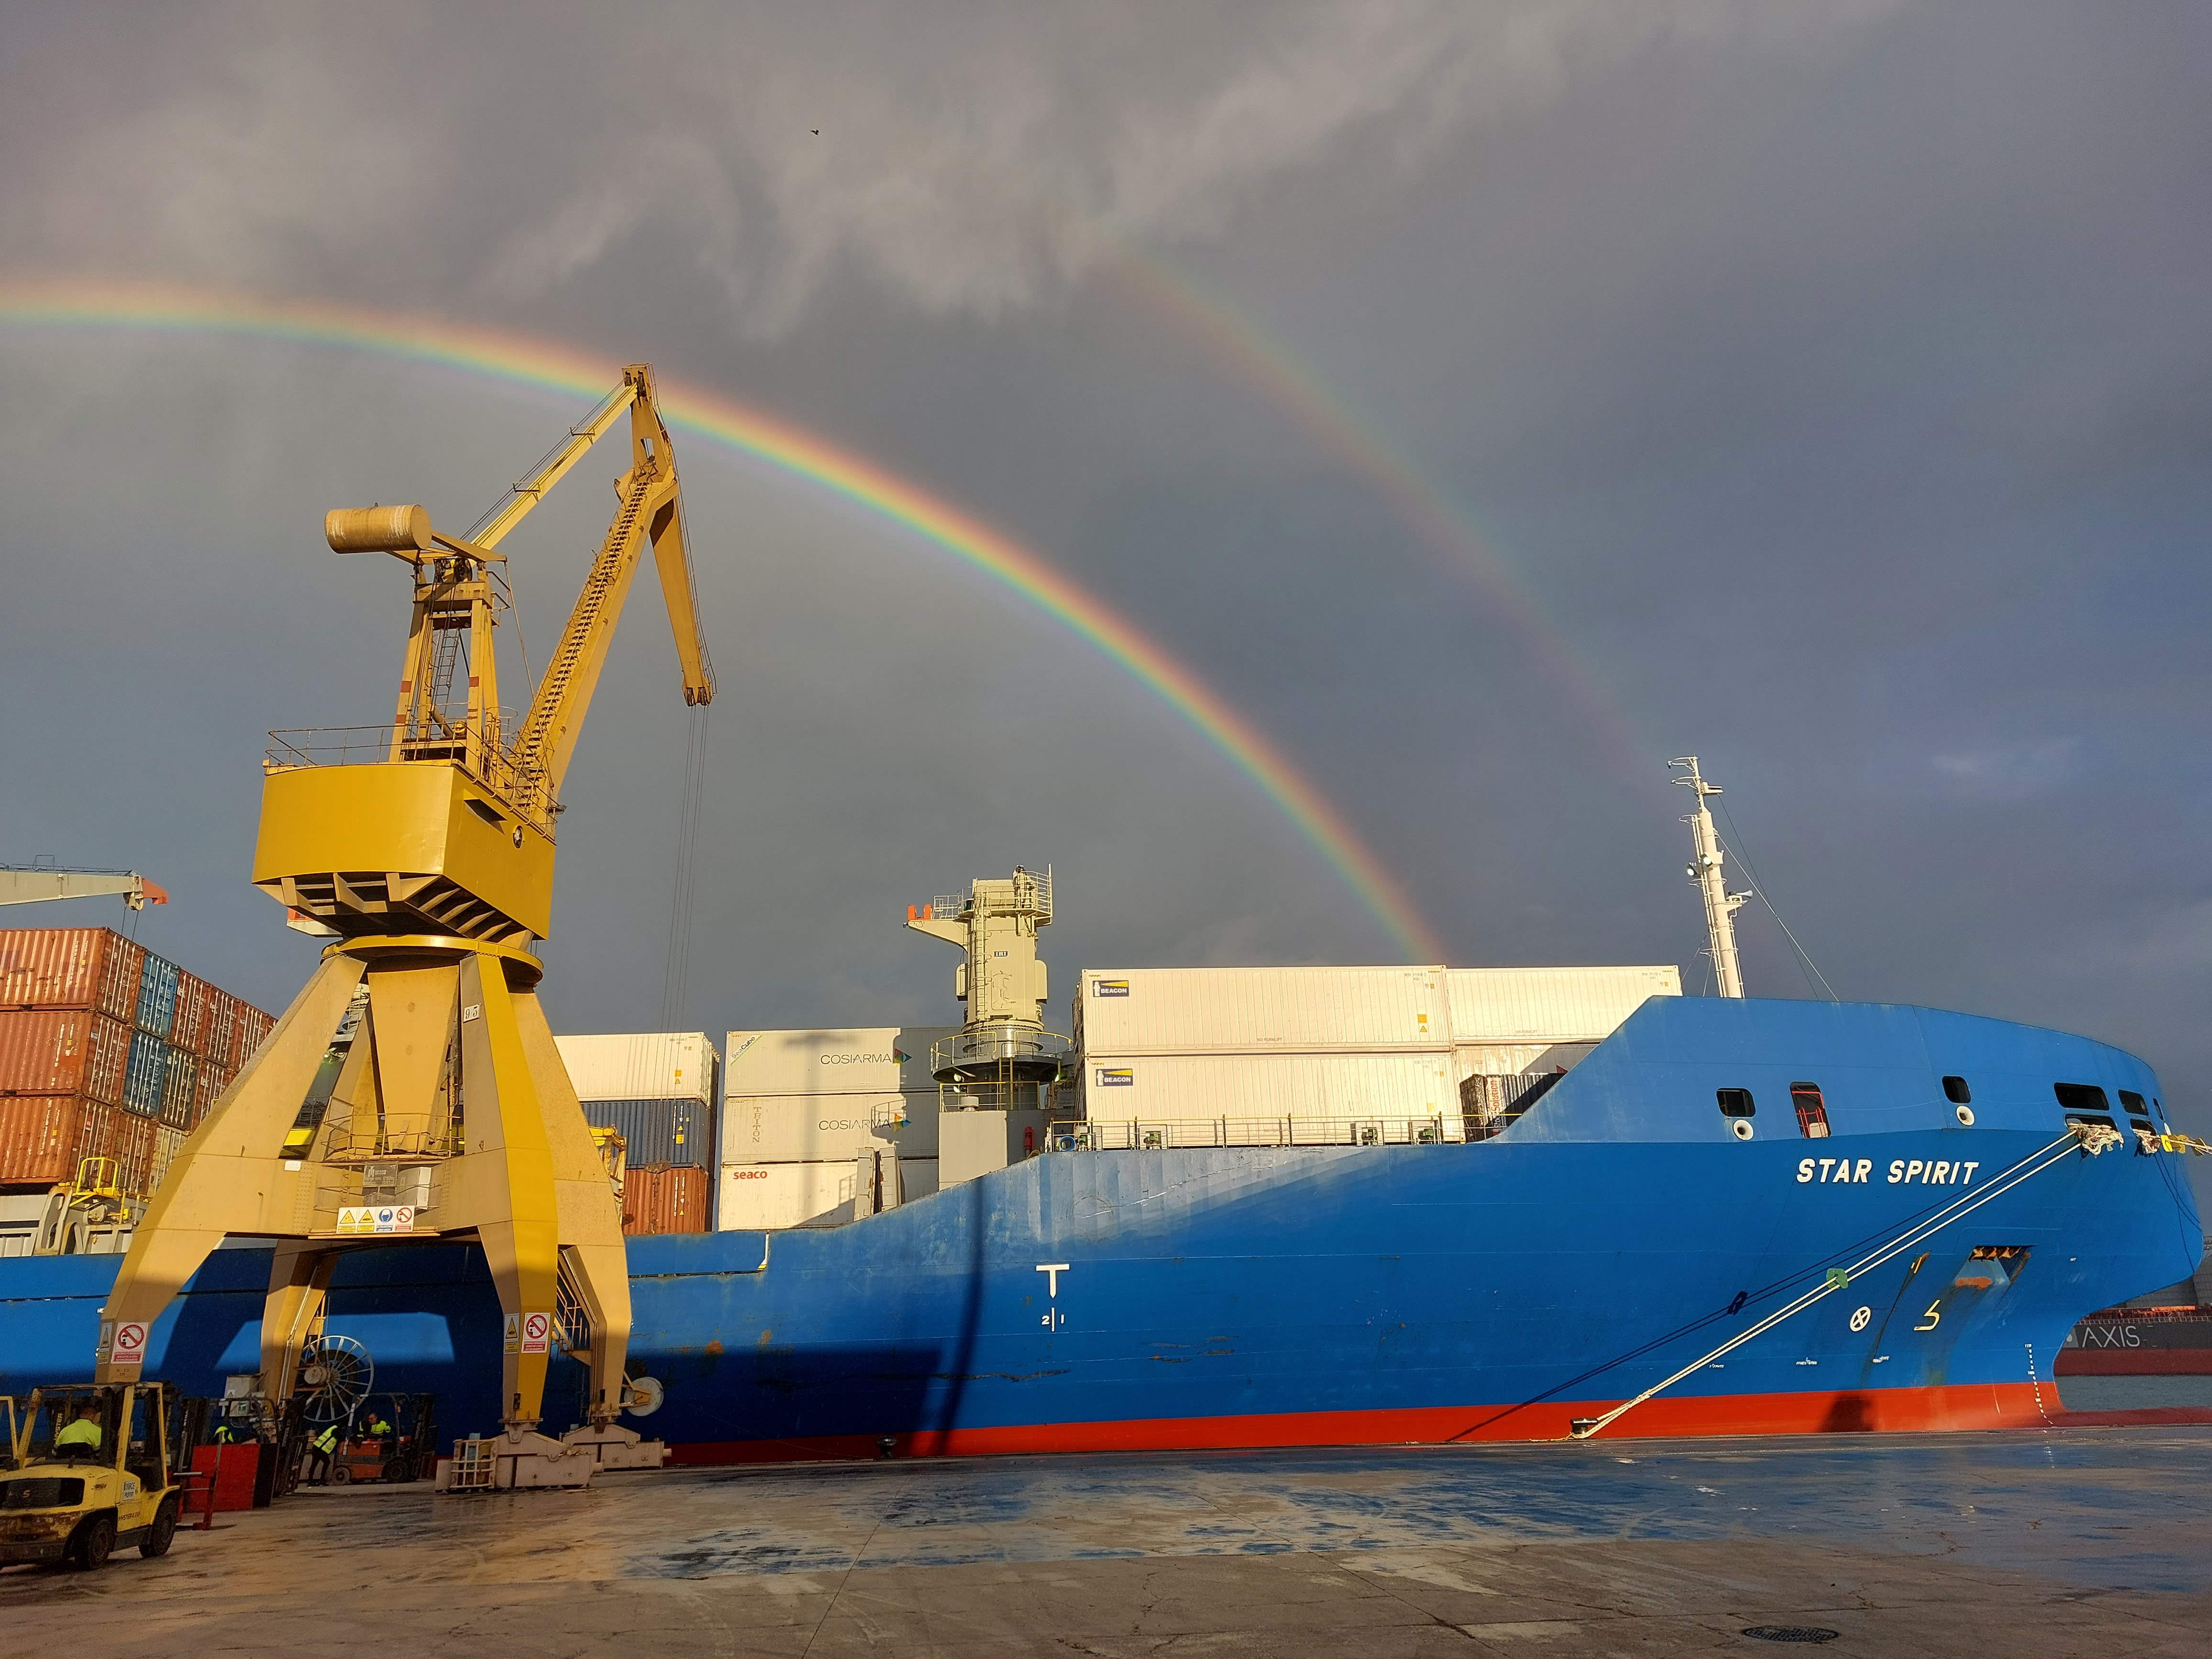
xmin=520 ymin=1311 xmax=551 ymax=1355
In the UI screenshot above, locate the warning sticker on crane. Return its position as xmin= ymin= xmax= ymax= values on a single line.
xmin=110 ymin=1321 xmax=148 ymax=1370
xmin=337 ymin=1206 xmax=416 ymax=1235
xmin=520 ymin=1312 xmax=551 ymax=1355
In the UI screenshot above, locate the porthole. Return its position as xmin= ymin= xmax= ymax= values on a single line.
xmin=1731 ymin=1118 xmax=1755 ymax=1141
xmin=1955 ymin=1105 xmax=1975 ymax=1128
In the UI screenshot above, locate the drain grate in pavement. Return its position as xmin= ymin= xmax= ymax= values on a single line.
xmin=1741 ymin=1628 xmax=1841 ymax=1645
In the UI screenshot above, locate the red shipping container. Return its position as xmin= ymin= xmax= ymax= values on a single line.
xmin=0 ymin=927 xmax=145 ymax=1018
xmin=0 ymin=1010 xmax=133 ymax=1102
xmin=171 ymin=973 xmax=211 ymax=1055
xmin=232 ymin=1006 xmax=276 ymax=1070
xmin=621 ymin=1163 xmax=708 ymax=1236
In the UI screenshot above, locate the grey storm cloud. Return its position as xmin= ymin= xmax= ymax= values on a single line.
xmin=9 ymin=1 xmax=1894 ymax=331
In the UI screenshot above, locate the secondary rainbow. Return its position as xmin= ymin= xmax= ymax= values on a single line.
xmin=0 ymin=277 xmax=1443 ymax=961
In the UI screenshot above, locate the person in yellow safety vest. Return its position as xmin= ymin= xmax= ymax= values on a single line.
xmin=365 ymin=1412 xmax=393 ymax=1442
xmin=212 ymin=1421 xmax=236 ymax=1445
xmin=54 ymin=1402 xmax=104 ymax=1454
xmin=306 ymin=1422 xmax=339 ymax=1484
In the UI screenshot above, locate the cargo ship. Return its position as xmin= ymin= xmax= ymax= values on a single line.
xmin=0 ymin=776 xmax=2202 ymax=1459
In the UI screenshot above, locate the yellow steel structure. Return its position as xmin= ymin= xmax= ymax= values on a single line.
xmin=95 ymin=365 xmax=714 ymax=1441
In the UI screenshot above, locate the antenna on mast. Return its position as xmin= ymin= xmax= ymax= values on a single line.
xmin=1670 ymin=757 xmax=1751 ymax=998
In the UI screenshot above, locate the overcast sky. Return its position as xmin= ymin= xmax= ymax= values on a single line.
xmin=2 ymin=2 xmax=2207 ymax=1205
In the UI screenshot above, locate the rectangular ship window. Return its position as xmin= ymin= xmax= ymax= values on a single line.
xmin=2118 ymin=1090 xmax=2151 ymax=1117
xmin=1942 ymin=1075 xmax=1972 ymax=1105
xmin=1790 ymin=1082 xmax=1831 ymax=1139
xmin=2054 ymin=1082 xmax=2111 ymax=1114
xmin=1715 ymin=1088 xmax=1755 ymax=1118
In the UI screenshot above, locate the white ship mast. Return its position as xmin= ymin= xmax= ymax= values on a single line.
xmin=1671 ymin=757 xmax=1750 ymax=998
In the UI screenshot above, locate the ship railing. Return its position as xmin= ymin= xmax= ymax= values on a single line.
xmin=931 ymin=1026 xmax=1072 ymax=1074
xmin=1049 ymin=1115 xmax=1453 ymax=1152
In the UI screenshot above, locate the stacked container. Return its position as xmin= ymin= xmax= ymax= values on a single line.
xmin=0 ymin=926 xmax=274 ymax=1197
xmin=553 ymin=1032 xmax=721 ymax=1236
xmin=717 ymin=1027 xmax=955 ymax=1229
xmin=1070 ymin=964 xmax=1682 ymax=1144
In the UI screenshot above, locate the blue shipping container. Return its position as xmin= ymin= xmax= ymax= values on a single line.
xmin=134 ymin=955 xmax=180 ymax=1038
xmin=582 ymin=1098 xmax=713 ymax=1170
xmin=159 ymin=1048 xmax=199 ymax=1129
xmin=122 ymin=1031 xmax=169 ymax=1118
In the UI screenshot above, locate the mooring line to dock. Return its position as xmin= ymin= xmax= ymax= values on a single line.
xmin=1569 ymin=1123 xmax=2121 ymax=1439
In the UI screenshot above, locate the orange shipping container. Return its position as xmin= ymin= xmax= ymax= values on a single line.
xmin=0 ymin=927 xmax=145 ymax=1019
xmin=232 ymin=1006 xmax=276 ymax=1070
xmin=0 ymin=1010 xmax=133 ymax=1103
xmin=190 ymin=1060 xmax=233 ymax=1126
xmin=171 ymin=973 xmax=212 ymax=1055
xmin=204 ymin=992 xmax=239 ymax=1072
xmin=0 ymin=1095 xmax=86 ymax=1186
xmin=621 ymin=1163 xmax=708 ymax=1236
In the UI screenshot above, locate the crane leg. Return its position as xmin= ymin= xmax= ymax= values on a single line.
xmin=96 ymin=956 xmax=366 ymax=1382
xmin=259 ymin=1243 xmax=341 ymax=1401
xmin=445 ymin=953 xmax=562 ymax=1430
xmin=512 ymin=988 xmax=632 ymax=1426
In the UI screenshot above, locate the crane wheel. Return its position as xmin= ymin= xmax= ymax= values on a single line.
xmin=66 ymin=1513 xmax=115 ymax=1570
xmin=140 ymin=1495 xmax=180 ymax=1559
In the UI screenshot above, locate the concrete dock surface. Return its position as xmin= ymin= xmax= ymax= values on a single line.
xmin=6 ymin=1426 xmax=2210 ymax=1656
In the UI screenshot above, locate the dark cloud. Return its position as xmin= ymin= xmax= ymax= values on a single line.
xmin=3 ymin=2 xmax=2208 ymax=1219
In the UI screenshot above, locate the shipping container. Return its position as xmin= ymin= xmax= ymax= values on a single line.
xmin=1073 ymin=1050 xmax=1461 ymax=1137
xmin=111 ymin=1111 xmax=158 ymax=1195
xmin=554 ymin=1032 xmax=720 ymax=1104
xmin=724 ymin=1026 xmax=956 ymax=1098
xmin=134 ymin=954 xmax=181 ymax=1038
xmin=204 ymin=992 xmax=239 ymax=1073
xmin=158 ymin=1049 xmax=200 ymax=1130
xmin=191 ymin=1060 xmax=232 ymax=1126
xmin=233 ymin=1006 xmax=276 ymax=1069
xmin=0 ymin=926 xmax=145 ymax=1019
xmin=0 ymin=1009 xmax=130 ymax=1104
xmin=579 ymin=1098 xmax=714 ymax=1169
xmin=717 ymin=1158 xmax=946 ymax=1231
xmin=122 ymin=1031 xmax=168 ymax=1118
xmin=0 ymin=1095 xmax=85 ymax=1187
xmin=621 ymin=1163 xmax=709 ymax=1237
xmin=170 ymin=972 xmax=211 ymax=1055
xmin=152 ymin=1124 xmax=189 ymax=1191
xmin=721 ymin=1090 xmax=939 ymax=1165
xmin=1445 ymin=966 xmax=1680 ymax=1043
xmin=1073 ymin=968 xmax=1449 ymax=1055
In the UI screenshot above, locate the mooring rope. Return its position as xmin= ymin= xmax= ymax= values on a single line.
xmin=1569 ymin=1121 xmax=2124 ymax=1439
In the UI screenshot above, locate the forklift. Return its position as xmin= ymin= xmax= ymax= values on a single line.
xmin=0 ymin=1382 xmax=184 ymax=1569
xmin=323 ymin=1393 xmax=438 ymax=1485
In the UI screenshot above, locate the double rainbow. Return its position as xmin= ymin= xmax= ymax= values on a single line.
xmin=0 ymin=278 xmax=1443 ymax=961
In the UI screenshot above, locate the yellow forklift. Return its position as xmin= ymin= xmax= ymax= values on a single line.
xmin=0 ymin=1382 xmax=184 ymax=1569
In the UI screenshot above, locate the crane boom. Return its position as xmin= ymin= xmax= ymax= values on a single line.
xmin=0 ymin=866 xmax=167 ymax=910
xmin=511 ymin=365 xmax=714 ymax=798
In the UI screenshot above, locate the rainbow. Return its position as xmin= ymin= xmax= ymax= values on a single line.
xmin=0 ymin=277 xmax=1444 ymax=961
xmin=1109 ymin=254 xmax=1650 ymax=777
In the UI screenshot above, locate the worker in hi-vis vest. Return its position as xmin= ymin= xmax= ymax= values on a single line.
xmin=55 ymin=1402 xmax=104 ymax=1454
xmin=306 ymin=1422 xmax=339 ymax=1484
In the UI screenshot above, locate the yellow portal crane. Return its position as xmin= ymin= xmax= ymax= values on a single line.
xmin=95 ymin=366 xmax=711 ymax=1476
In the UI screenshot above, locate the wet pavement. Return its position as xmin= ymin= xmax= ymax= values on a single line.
xmin=6 ymin=1426 xmax=2210 ymax=1655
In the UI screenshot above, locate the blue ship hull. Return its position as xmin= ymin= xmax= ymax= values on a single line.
xmin=2 ymin=998 xmax=2200 ymax=1455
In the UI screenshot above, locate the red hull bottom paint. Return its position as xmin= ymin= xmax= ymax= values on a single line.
xmin=666 ymin=1383 xmax=2059 ymax=1467
xmin=2055 ymin=1348 xmax=2212 ymax=1376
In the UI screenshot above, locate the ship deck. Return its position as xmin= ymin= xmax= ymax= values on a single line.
xmin=9 ymin=1418 xmax=2212 ymax=1655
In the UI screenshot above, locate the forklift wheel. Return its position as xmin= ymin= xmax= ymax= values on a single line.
xmin=383 ymin=1456 xmax=412 ymax=1484
xmin=66 ymin=1513 xmax=115 ymax=1571
xmin=140 ymin=1495 xmax=180 ymax=1559
xmin=330 ymin=1464 xmax=352 ymax=1486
